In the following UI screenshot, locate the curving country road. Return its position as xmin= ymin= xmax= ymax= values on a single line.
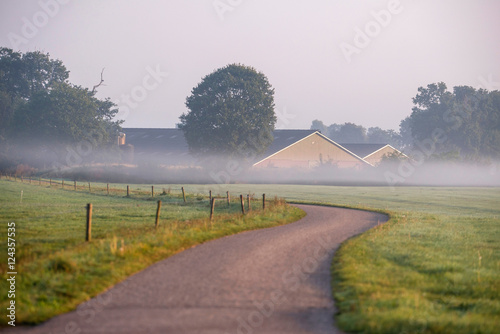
xmin=7 ymin=204 xmax=388 ymax=334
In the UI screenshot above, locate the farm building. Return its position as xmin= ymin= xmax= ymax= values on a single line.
xmin=252 ymin=130 xmax=370 ymax=169
xmin=339 ymin=143 xmax=403 ymax=165
xmin=120 ymin=128 xmax=403 ymax=168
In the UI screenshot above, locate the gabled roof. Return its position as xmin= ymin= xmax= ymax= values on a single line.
xmin=259 ymin=129 xmax=317 ymax=157
xmin=338 ymin=143 xmax=388 ymax=159
xmin=253 ymin=130 xmax=372 ymax=167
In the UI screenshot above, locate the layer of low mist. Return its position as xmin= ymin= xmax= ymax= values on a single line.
xmin=22 ymin=155 xmax=500 ymax=188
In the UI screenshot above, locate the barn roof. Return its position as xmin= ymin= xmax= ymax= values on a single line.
xmin=121 ymin=128 xmax=391 ymax=166
xmin=122 ymin=128 xmax=319 ymax=159
xmin=123 ymin=128 xmax=189 ymax=153
xmin=253 ymin=131 xmax=372 ymax=167
xmin=338 ymin=143 xmax=388 ymax=159
xmin=260 ymin=129 xmax=318 ymax=157
xmin=121 ymin=128 xmax=193 ymax=164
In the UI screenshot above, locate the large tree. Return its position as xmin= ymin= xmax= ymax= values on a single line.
xmin=178 ymin=64 xmax=276 ymax=161
xmin=0 ymin=47 xmax=121 ymax=169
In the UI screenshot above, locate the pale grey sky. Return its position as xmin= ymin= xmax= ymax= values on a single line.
xmin=1 ymin=0 xmax=499 ymax=131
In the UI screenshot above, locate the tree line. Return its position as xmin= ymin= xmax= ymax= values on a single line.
xmin=1 ymin=46 xmax=499 ymax=174
xmin=310 ymin=120 xmax=406 ymax=148
xmin=312 ymin=83 xmax=500 ymax=161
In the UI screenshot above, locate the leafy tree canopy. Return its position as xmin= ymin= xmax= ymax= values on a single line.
xmin=0 ymin=47 xmax=121 ymax=169
xmin=179 ymin=64 xmax=276 ymax=161
xmin=408 ymin=82 xmax=500 ymax=159
xmin=310 ymin=81 xmax=500 ymax=160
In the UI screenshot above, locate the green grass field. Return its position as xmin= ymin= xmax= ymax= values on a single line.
xmin=0 ymin=179 xmax=303 ymax=325
xmin=1 ymin=179 xmax=499 ymax=332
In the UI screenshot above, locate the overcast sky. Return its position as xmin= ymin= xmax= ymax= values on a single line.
xmin=1 ymin=0 xmax=499 ymax=131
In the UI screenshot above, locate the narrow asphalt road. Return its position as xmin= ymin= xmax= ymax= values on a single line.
xmin=7 ymin=205 xmax=388 ymax=334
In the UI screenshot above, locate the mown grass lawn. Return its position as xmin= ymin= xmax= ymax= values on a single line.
xmin=178 ymin=184 xmax=500 ymax=334
xmin=0 ymin=179 xmax=304 ymax=325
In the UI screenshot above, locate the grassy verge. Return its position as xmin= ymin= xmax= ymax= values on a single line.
xmin=168 ymin=184 xmax=500 ymax=333
xmin=0 ymin=179 xmax=304 ymax=325
xmin=332 ymin=210 xmax=499 ymax=334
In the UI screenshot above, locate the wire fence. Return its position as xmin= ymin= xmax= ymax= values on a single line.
xmin=1 ymin=173 xmax=275 ymax=241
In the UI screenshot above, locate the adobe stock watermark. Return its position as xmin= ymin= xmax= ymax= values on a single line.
xmin=113 ymin=64 xmax=169 ymax=121
xmin=44 ymin=275 xmax=134 ymax=333
xmin=384 ymin=129 xmax=447 ymax=189
xmin=8 ymin=0 xmax=70 ymax=49
xmin=209 ymin=106 xmax=295 ymax=185
xmin=384 ymin=98 xmax=476 ymax=189
xmin=340 ymin=0 xmax=403 ymax=64
xmin=213 ymin=0 xmax=244 ymax=21
xmin=226 ymin=234 xmax=332 ymax=334
xmin=478 ymin=74 xmax=500 ymax=91
xmin=385 ymin=75 xmax=498 ymax=188
xmin=48 ymin=64 xmax=168 ymax=170
xmin=47 ymin=129 xmax=106 ymax=171
xmin=208 ymin=134 xmax=260 ymax=185
xmin=275 ymin=106 xmax=296 ymax=129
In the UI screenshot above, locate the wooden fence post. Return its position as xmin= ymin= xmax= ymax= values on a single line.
xmin=240 ymin=195 xmax=245 ymax=215
xmin=263 ymin=193 xmax=266 ymax=210
xmin=152 ymin=185 xmax=154 ymax=198
xmin=182 ymin=187 xmax=186 ymax=203
xmin=127 ymin=185 xmax=130 ymax=197
xmin=227 ymin=191 xmax=230 ymax=206
xmin=209 ymin=190 xmax=212 ymax=203
xmin=88 ymin=182 xmax=91 ymax=193
xmin=86 ymin=203 xmax=92 ymax=242
xmin=210 ymin=197 xmax=216 ymax=220
xmin=247 ymin=194 xmax=251 ymax=212
xmin=155 ymin=200 xmax=162 ymax=228
xmin=107 ymin=183 xmax=109 ymax=195
xmin=74 ymin=180 xmax=76 ymax=191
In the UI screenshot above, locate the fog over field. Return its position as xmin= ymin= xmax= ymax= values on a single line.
xmin=31 ymin=147 xmax=500 ymax=187
xmin=1 ymin=1 xmax=499 ymax=187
